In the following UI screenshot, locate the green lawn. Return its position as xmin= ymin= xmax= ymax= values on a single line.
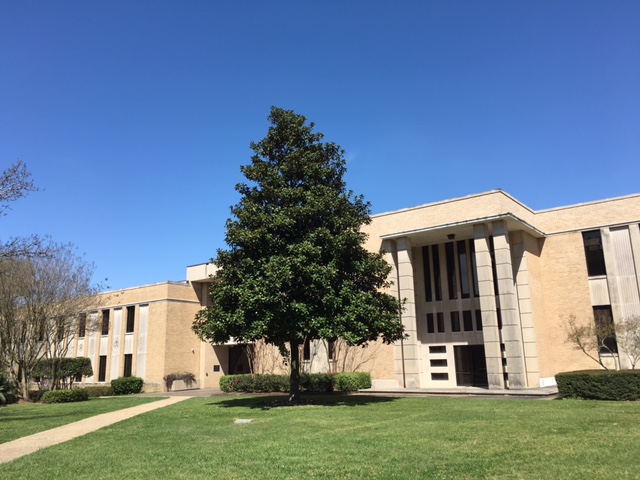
xmin=0 ymin=396 xmax=163 ymax=443
xmin=1 ymin=395 xmax=639 ymax=479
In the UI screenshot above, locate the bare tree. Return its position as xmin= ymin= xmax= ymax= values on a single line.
xmin=615 ymin=315 xmax=640 ymax=369
xmin=0 ymin=242 xmax=99 ymax=398
xmin=0 ymin=159 xmax=37 ymax=216
xmin=563 ymin=313 xmax=619 ymax=370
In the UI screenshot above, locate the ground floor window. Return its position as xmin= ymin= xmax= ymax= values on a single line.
xmin=98 ymin=355 xmax=107 ymax=382
xmin=123 ymin=354 xmax=133 ymax=377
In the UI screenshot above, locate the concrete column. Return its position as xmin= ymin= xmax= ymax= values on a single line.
xmin=393 ymin=237 xmax=420 ymax=388
xmin=492 ymin=220 xmax=526 ymax=389
xmin=473 ymin=224 xmax=504 ymax=389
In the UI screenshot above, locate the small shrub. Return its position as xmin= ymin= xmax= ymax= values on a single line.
xmin=83 ymin=385 xmax=114 ymax=397
xmin=28 ymin=389 xmax=48 ymax=403
xmin=334 ymin=372 xmax=372 ymax=392
xmin=300 ymin=373 xmax=334 ymax=392
xmin=111 ymin=376 xmax=144 ymax=395
xmin=42 ymin=388 xmax=89 ymax=404
xmin=556 ymin=370 xmax=640 ymax=401
xmin=163 ymin=372 xmax=197 ymax=391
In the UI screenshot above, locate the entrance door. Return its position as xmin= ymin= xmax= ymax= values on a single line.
xmin=228 ymin=345 xmax=249 ymax=374
xmin=454 ymin=345 xmax=488 ymax=387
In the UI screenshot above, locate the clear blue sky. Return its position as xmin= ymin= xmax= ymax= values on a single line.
xmin=1 ymin=1 xmax=639 ymax=291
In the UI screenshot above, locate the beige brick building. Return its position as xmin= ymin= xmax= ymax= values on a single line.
xmin=74 ymin=190 xmax=640 ymax=392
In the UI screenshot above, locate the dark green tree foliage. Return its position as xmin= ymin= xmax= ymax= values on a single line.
xmin=193 ymin=107 xmax=404 ymax=403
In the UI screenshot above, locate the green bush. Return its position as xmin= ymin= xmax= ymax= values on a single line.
xmin=42 ymin=388 xmax=89 ymax=404
xmin=83 ymin=385 xmax=114 ymax=397
xmin=111 ymin=376 xmax=144 ymax=395
xmin=32 ymin=357 xmax=93 ymax=389
xmin=334 ymin=372 xmax=372 ymax=392
xmin=556 ymin=370 xmax=640 ymax=401
xmin=163 ymin=372 xmax=197 ymax=391
xmin=28 ymin=389 xmax=48 ymax=403
xmin=300 ymin=373 xmax=334 ymax=392
xmin=0 ymin=372 xmax=19 ymax=405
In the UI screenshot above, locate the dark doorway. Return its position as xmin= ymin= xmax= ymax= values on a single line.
xmin=228 ymin=345 xmax=249 ymax=374
xmin=454 ymin=345 xmax=488 ymax=387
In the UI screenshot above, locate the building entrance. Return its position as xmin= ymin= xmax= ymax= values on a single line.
xmin=454 ymin=345 xmax=488 ymax=387
xmin=228 ymin=345 xmax=250 ymax=374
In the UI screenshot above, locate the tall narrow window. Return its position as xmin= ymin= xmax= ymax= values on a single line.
xmin=78 ymin=313 xmax=86 ymax=338
xmin=432 ymin=245 xmax=442 ymax=301
xmin=583 ymin=230 xmax=607 ymax=276
xmin=427 ymin=313 xmax=435 ymax=334
xmin=422 ymin=246 xmax=433 ymax=302
xmin=98 ymin=356 xmax=107 ymax=382
xmin=470 ymin=240 xmax=479 ymax=297
xmin=457 ymin=241 xmax=470 ymax=299
xmin=475 ymin=309 xmax=483 ymax=330
xmin=123 ymin=354 xmax=133 ymax=377
xmin=436 ymin=313 xmax=445 ymax=333
xmin=496 ymin=308 xmax=502 ymax=329
xmin=593 ymin=306 xmax=617 ymax=353
xmin=463 ymin=310 xmax=473 ymax=331
xmin=445 ymin=242 xmax=458 ymax=300
xmin=101 ymin=310 xmax=110 ymax=335
xmin=489 ymin=236 xmax=499 ymax=296
xmin=303 ymin=338 xmax=311 ymax=361
xmin=450 ymin=311 xmax=461 ymax=332
xmin=327 ymin=341 xmax=335 ymax=361
xmin=126 ymin=306 xmax=135 ymax=333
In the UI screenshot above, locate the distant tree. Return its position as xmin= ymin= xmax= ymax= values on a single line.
xmin=193 ymin=107 xmax=404 ymax=403
xmin=615 ymin=315 xmax=640 ymax=369
xmin=0 ymin=242 xmax=99 ymax=399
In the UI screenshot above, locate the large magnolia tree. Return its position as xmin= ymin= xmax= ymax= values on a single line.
xmin=193 ymin=107 xmax=404 ymax=403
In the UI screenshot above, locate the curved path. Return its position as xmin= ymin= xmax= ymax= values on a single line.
xmin=0 ymin=396 xmax=190 ymax=464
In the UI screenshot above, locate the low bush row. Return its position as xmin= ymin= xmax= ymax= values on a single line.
xmin=220 ymin=372 xmax=371 ymax=393
xmin=42 ymin=388 xmax=89 ymax=404
xmin=556 ymin=370 xmax=640 ymax=401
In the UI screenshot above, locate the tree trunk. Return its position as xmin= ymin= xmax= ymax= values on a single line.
xmin=289 ymin=340 xmax=301 ymax=405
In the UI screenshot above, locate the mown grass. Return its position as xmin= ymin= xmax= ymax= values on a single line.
xmin=0 ymin=396 xmax=163 ymax=443
xmin=1 ymin=395 xmax=639 ymax=479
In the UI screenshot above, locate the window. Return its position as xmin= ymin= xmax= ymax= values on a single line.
xmin=475 ymin=309 xmax=483 ymax=331
xmin=432 ymin=245 xmax=442 ymax=301
xmin=98 ymin=356 xmax=107 ymax=382
xmin=429 ymin=346 xmax=446 ymax=354
xmin=327 ymin=340 xmax=335 ymax=361
xmin=427 ymin=313 xmax=435 ymax=334
xmin=422 ymin=246 xmax=433 ymax=302
xmin=593 ymin=306 xmax=617 ymax=353
xmin=445 ymin=242 xmax=458 ymax=300
xmin=497 ymin=308 xmax=502 ymax=329
xmin=431 ymin=373 xmax=449 ymax=381
xmin=463 ymin=310 xmax=473 ymax=331
xmin=78 ymin=313 xmax=86 ymax=338
xmin=101 ymin=310 xmax=110 ymax=335
xmin=469 ymin=240 xmax=479 ymax=297
xmin=124 ymin=354 xmax=133 ymax=377
xmin=126 ymin=306 xmax=135 ymax=333
xmin=457 ymin=240 xmax=470 ymax=299
xmin=303 ymin=338 xmax=311 ymax=361
xmin=583 ymin=230 xmax=607 ymax=276
xmin=436 ymin=313 xmax=445 ymax=333
xmin=430 ymin=359 xmax=447 ymax=367
xmin=450 ymin=311 xmax=461 ymax=332
xmin=489 ymin=236 xmax=499 ymax=295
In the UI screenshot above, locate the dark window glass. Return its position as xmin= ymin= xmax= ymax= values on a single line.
xmin=593 ymin=306 xmax=617 ymax=353
xmin=463 ymin=310 xmax=473 ymax=331
xmin=475 ymin=309 xmax=483 ymax=331
xmin=422 ymin=246 xmax=433 ymax=302
xmin=98 ymin=356 xmax=107 ymax=382
xmin=436 ymin=313 xmax=445 ymax=333
xmin=426 ymin=313 xmax=435 ymax=334
xmin=583 ymin=230 xmax=607 ymax=277
xmin=489 ymin=236 xmax=499 ymax=295
xmin=497 ymin=308 xmax=502 ymax=329
xmin=124 ymin=354 xmax=133 ymax=377
xmin=430 ymin=359 xmax=448 ymax=367
xmin=470 ymin=240 xmax=479 ymax=297
xmin=126 ymin=306 xmax=135 ymax=333
xmin=327 ymin=340 xmax=335 ymax=361
xmin=101 ymin=310 xmax=110 ymax=335
xmin=303 ymin=338 xmax=311 ymax=361
xmin=431 ymin=373 xmax=449 ymax=381
xmin=457 ymin=241 xmax=470 ymax=299
xmin=445 ymin=242 xmax=458 ymax=300
xmin=78 ymin=314 xmax=86 ymax=338
xmin=432 ymin=245 xmax=442 ymax=301
xmin=429 ymin=346 xmax=446 ymax=354
xmin=451 ymin=311 xmax=461 ymax=332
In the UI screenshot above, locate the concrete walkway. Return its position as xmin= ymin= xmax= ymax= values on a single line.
xmin=0 ymin=396 xmax=190 ymax=464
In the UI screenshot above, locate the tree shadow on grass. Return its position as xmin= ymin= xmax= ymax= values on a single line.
xmin=208 ymin=393 xmax=398 ymax=410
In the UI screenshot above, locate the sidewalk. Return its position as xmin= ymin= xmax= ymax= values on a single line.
xmin=0 ymin=396 xmax=190 ymax=464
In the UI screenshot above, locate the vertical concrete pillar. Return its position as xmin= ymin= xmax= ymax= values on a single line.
xmin=473 ymin=224 xmax=504 ymax=389
xmin=492 ymin=220 xmax=526 ymax=389
xmin=392 ymin=237 xmax=421 ymax=388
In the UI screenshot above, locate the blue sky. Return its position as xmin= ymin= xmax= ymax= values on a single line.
xmin=1 ymin=1 xmax=639 ymax=291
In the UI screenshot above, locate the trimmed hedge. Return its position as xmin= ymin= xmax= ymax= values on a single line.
xmin=220 ymin=372 xmax=371 ymax=393
xmin=111 ymin=376 xmax=144 ymax=395
xmin=556 ymin=370 xmax=640 ymax=401
xmin=83 ymin=385 xmax=114 ymax=397
xmin=42 ymin=388 xmax=89 ymax=404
